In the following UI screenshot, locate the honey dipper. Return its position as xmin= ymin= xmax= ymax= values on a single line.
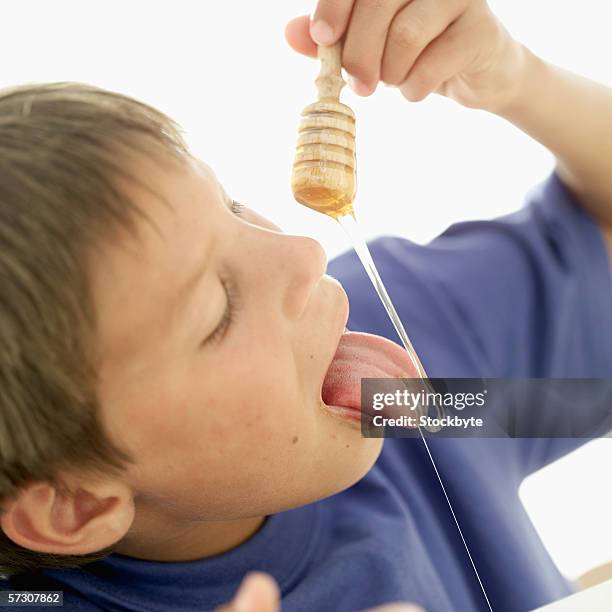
xmin=289 ymin=39 xmax=440 ymax=399
xmin=291 ymin=41 xmax=356 ymax=219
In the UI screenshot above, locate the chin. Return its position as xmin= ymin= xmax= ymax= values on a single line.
xmin=330 ymin=436 xmax=385 ymax=495
xmin=276 ymin=438 xmax=384 ymax=513
xmin=357 ymin=436 xmax=385 ymax=474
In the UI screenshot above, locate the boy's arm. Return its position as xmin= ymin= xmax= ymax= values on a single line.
xmin=493 ymin=46 xmax=612 ymax=251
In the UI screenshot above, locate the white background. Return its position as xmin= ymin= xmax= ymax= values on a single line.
xmin=1 ymin=0 xmax=610 ymax=583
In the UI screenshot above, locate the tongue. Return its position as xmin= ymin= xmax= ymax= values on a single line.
xmin=322 ymin=331 xmax=419 ymax=411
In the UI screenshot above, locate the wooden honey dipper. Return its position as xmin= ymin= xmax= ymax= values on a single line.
xmin=289 ymin=37 xmax=442 ymax=424
xmin=291 ymin=41 xmax=356 ymax=219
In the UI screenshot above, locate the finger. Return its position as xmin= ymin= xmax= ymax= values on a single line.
xmin=217 ymin=572 xmax=281 ymax=612
xmin=342 ymin=0 xmax=409 ymax=96
xmin=310 ymin=0 xmax=355 ymax=46
xmin=398 ymin=10 xmax=481 ymax=102
xmin=381 ymin=0 xmax=467 ymax=86
xmin=285 ymin=15 xmax=318 ymax=58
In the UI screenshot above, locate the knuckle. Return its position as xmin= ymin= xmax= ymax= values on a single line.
xmin=362 ymin=0 xmax=388 ymax=10
xmin=389 ymin=18 xmax=425 ymax=50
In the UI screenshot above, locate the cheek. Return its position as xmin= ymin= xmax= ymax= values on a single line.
xmin=197 ymin=320 xmax=323 ymax=463
xmin=124 ymin=326 xmax=302 ymax=457
xmin=204 ymin=340 xmax=305 ymax=442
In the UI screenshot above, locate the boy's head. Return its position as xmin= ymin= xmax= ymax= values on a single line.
xmin=0 ymin=82 xmax=384 ymax=575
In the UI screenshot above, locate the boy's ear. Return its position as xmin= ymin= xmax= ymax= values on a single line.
xmin=0 ymin=477 xmax=135 ymax=556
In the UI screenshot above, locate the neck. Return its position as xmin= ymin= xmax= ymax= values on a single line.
xmin=114 ymin=502 xmax=266 ymax=562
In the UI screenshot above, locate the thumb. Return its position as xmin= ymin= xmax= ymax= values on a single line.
xmin=285 ymin=15 xmax=318 ymax=59
xmin=217 ymin=571 xmax=281 ymax=612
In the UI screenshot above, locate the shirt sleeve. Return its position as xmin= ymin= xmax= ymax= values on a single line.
xmin=326 ymin=171 xmax=612 ymax=477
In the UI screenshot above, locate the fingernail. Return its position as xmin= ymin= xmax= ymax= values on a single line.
xmin=310 ymin=20 xmax=334 ymax=45
xmin=348 ymin=75 xmax=372 ymax=96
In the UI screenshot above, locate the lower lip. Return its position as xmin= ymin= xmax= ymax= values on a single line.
xmin=321 ymin=402 xmax=375 ymax=428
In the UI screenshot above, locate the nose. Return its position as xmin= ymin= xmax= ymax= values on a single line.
xmin=274 ymin=233 xmax=328 ymax=321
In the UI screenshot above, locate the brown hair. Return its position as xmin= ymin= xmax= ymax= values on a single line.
xmin=0 ymin=81 xmax=192 ymax=576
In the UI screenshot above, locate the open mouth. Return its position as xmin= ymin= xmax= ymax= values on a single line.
xmin=320 ymin=329 xmax=421 ymax=426
xmin=319 ymin=327 xmax=363 ymax=426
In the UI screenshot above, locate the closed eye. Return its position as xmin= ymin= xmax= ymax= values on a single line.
xmin=201 ymin=198 xmax=244 ymax=347
xmin=203 ymin=275 xmax=238 ymax=346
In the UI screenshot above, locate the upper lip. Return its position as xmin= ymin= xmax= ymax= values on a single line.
xmin=331 ymin=283 xmax=350 ymax=353
xmin=319 ymin=284 xmax=350 ymax=403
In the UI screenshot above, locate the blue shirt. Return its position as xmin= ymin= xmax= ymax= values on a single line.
xmin=2 ymin=172 xmax=612 ymax=611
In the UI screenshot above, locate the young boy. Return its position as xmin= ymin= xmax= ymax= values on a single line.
xmin=0 ymin=1 xmax=611 ymax=610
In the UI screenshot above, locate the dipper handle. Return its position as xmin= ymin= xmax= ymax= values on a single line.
xmin=315 ymin=42 xmax=345 ymax=101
